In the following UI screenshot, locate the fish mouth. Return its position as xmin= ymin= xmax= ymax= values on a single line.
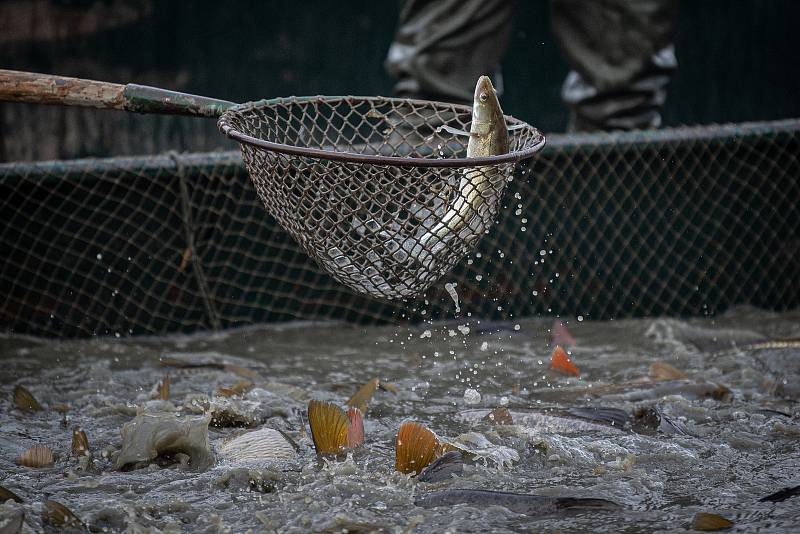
xmin=474 ymin=75 xmax=496 ymax=101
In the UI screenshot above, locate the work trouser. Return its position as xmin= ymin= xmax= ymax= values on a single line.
xmin=385 ymin=0 xmax=679 ymax=132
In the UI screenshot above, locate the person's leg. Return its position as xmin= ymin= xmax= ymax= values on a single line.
xmin=552 ymin=0 xmax=679 ymax=131
xmin=385 ymin=0 xmax=515 ymax=104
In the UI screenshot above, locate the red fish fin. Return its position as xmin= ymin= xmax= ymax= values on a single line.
xmin=550 ymin=345 xmax=580 ymax=377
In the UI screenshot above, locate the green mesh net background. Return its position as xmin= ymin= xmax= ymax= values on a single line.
xmin=1 ymin=119 xmax=798 ymax=337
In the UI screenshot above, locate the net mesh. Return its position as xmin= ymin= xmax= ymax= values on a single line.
xmin=1 ymin=119 xmax=798 ymax=337
xmin=218 ymin=96 xmax=543 ymax=299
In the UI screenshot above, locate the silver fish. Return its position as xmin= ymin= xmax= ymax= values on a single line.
xmin=417 ymin=76 xmax=509 ymax=256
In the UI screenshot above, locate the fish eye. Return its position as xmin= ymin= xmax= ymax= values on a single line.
xmin=479 ymin=92 xmax=488 ymax=102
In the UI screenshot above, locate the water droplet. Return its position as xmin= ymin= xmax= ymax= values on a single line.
xmin=444 ymin=282 xmax=460 ymax=313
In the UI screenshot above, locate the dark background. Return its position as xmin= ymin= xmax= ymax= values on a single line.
xmin=1 ymin=0 xmax=799 ymax=162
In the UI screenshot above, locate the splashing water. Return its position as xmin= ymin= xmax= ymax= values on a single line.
xmin=444 ymin=282 xmax=460 ymax=313
xmin=0 ymin=306 xmax=798 ymax=532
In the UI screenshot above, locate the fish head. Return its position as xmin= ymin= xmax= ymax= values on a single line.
xmin=469 ymin=76 xmax=509 ymax=156
xmin=472 ymin=76 xmax=503 ymax=130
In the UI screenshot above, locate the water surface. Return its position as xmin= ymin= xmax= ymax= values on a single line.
xmin=1 ymin=306 xmax=798 ymax=532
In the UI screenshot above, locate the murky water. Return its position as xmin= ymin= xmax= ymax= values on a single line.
xmin=1 ymin=305 xmax=798 ymax=533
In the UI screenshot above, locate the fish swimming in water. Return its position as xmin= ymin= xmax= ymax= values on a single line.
xmin=459 ymin=407 xmax=630 ymax=433
xmin=413 ymin=76 xmax=509 ymax=261
xmin=417 ymin=451 xmax=464 ymax=483
xmin=758 ymin=484 xmax=800 ymax=503
xmin=415 ymin=489 xmax=619 ymax=516
xmin=710 ymin=338 xmax=800 ymax=356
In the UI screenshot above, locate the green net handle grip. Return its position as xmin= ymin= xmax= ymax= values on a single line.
xmin=0 ymin=69 xmax=235 ymax=117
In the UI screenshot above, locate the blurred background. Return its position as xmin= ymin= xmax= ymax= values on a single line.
xmin=2 ymin=0 xmax=799 ymax=162
xmin=1 ymin=0 xmax=798 ymax=337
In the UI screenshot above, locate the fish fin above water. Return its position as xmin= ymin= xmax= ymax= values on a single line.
xmin=550 ymin=345 xmax=580 ymax=377
xmin=429 ymin=124 xmax=473 ymax=139
xmin=346 ymin=378 xmax=380 ymax=414
xmin=551 ymin=319 xmax=576 ymax=346
xmin=307 ymin=400 xmax=349 ymax=456
xmin=71 ymin=427 xmax=90 ymax=457
xmin=156 ymin=374 xmax=170 ymax=401
xmin=16 ymin=445 xmax=54 ymax=468
xmin=345 ymin=408 xmax=365 ymax=449
xmin=0 ymin=485 xmax=23 ymax=504
xmin=13 ymin=384 xmax=42 ymax=412
xmin=395 ymin=421 xmax=440 ymax=475
xmin=41 ymin=499 xmax=85 ymax=531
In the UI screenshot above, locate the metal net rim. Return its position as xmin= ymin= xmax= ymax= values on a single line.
xmin=217 ymin=95 xmax=546 ymax=167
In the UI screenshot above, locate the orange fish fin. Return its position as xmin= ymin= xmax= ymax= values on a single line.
xmin=346 ymin=378 xmax=380 ymax=414
xmin=157 ymin=374 xmax=170 ymax=400
xmin=550 ymin=345 xmax=580 ymax=377
xmin=395 ymin=421 xmax=439 ymax=475
xmin=307 ymin=400 xmax=349 ymax=455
